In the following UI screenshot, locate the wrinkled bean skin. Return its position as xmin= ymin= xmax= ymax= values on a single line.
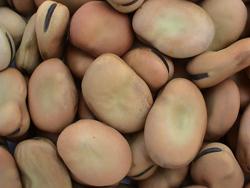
xmin=204 ymin=79 xmax=240 ymax=141
xmin=107 ymin=0 xmax=145 ymax=13
xmin=0 ymin=27 xmax=15 ymax=71
xmin=66 ymin=45 xmax=94 ymax=79
xmin=28 ymin=58 xmax=78 ymax=133
xmin=145 ymin=78 xmax=207 ymax=169
xmin=0 ymin=146 xmax=22 ymax=188
xmin=16 ymin=14 xmax=40 ymax=74
xmin=0 ymin=68 xmax=30 ymax=138
xmin=70 ymin=1 xmax=133 ymax=57
xmin=187 ymin=38 xmax=250 ymax=88
xmin=14 ymin=138 xmax=72 ymax=188
xmin=0 ymin=7 xmax=26 ymax=45
xmin=138 ymin=167 xmax=188 ymax=188
xmin=8 ymin=0 xmax=36 ymax=15
xmin=82 ymin=53 xmax=153 ymax=133
xmin=202 ymin=0 xmax=247 ymax=51
xmin=127 ymin=132 xmax=157 ymax=180
xmin=123 ymin=47 xmax=173 ymax=91
xmin=132 ymin=0 xmax=214 ymax=58
xmin=236 ymin=104 xmax=250 ymax=174
xmin=57 ymin=119 xmax=132 ymax=186
xmin=36 ymin=0 xmax=70 ymax=59
xmin=191 ymin=142 xmax=244 ymax=188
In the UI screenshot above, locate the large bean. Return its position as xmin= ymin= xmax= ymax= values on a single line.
xmin=82 ymin=53 xmax=153 ymax=133
xmin=144 ymin=78 xmax=207 ymax=168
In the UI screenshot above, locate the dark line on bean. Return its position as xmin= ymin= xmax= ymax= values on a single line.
xmin=190 ymin=72 xmax=209 ymax=80
xmin=5 ymin=32 xmax=14 ymax=61
xmin=7 ymin=128 xmax=20 ymax=137
xmin=44 ymin=3 xmax=57 ymax=32
xmin=130 ymin=165 xmax=155 ymax=178
xmin=120 ymin=0 xmax=139 ymax=6
xmin=194 ymin=147 xmax=222 ymax=161
xmin=151 ymin=48 xmax=170 ymax=73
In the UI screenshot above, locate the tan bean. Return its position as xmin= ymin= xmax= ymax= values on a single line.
xmin=138 ymin=167 xmax=188 ymax=188
xmin=36 ymin=0 xmax=69 ymax=59
xmin=16 ymin=13 xmax=40 ymax=74
xmin=132 ymin=0 xmax=214 ymax=58
xmin=66 ymin=45 xmax=94 ymax=79
xmin=0 ymin=146 xmax=22 ymax=188
xmin=204 ymin=79 xmax=240 ymax=141
xmin=202 ymin=0 xmax=247 ymax=51
xmin=70 ymin=1 xmax=133 ymax=57
xmin=0 ymin=26 xmax=15 ymax=71
xmin=145 ymin=78 xmax=207 ymax=168
xmin=14 ymin=138 xmax=72 ymax=188
xmin=57 ymin=119 xmax=132 ymax=186
xmin=123 ymin=47 xmax=173 ymax=91
xmin=0 ymin=7 xmax=26 ymax=45
xmin=0 ymin=68 xmax=30 ymax=138
xmin=236 ymin=104 xmax=250 ymax=173
xmin=82 ymin=53 xmax=153 ymax=133
xmin=127 ymin=132 xmax=157 ymax=180
xmin=187 ymin=38 xmax=250 ymax=88
xmin=107 ymin=0 xmax=145 ymax=13
xmin=191 ymin=142 xmax=244 ymax=188
xmin=28 ymin=58 xmax=78 ymax=133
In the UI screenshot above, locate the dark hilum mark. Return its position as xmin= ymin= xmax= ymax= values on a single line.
xmin=194 ymin=147 xmax=222 ymax=161
xmin=190 ymin=72 xmax=209 ymax=80
xmin=130 ymin=165 xmax=155 ymax=178
xmin=5 ymin=32 xmax=14 ymax=61
xmin=44 ymin=3 xmax=57 ymax=32
xmin=151 ymin=48 xmax=170 ymax=73
xmin=7 ymin=128 xmax=21 ymax=137
xmin=121 ymin=0 xmax=139 ymax=6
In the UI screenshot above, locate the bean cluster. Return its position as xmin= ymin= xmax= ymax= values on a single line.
xmin=0 ymin=0 xmax=250 ymax=188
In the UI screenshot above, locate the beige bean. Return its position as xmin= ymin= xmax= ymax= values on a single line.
xmin=28 ymin=58 xmax=78 ymax=133
xmin=78 ymin=93 xmax=95 ymax=120
xmin=202 ymin=0 xmax=247 ymax=51
xmin=0 ymin=68 xmax=30 ymax=138
xmin=0 ymin=26 xmax=15 ymax=71
xmin=204 ymin=79 xmax=240 ymax=141
xmin=14 ymin=138 xmax=72 ymax=188
xmin=57 ymin=119 xmax=132 ymax=186
xmin=187 ymin=38 xmax=250 ymax=88
xmin=145 ymin=78 xmax=207 ymax=168
xmin=139 ymin=167 xmax=188 ymax=188
xmin=0 ymin=7 xmax=26 ymax=45
xmin=82 ymin=53 xmax=153 ymax=133
xmin=70 ymin=1 xmax=133 ymax=57
xmin=36 ymin=0 xmax=69 ymax=59
xmin=16 ymin=13 xmax=40 ymax=74
xmin=123 ymin=47 xmax=173 ymax=91
xmin=132 ymin=0 xmax=214 ymax=58
xmin=127 ymin=132 xmax=157 ymax=180
xmin=236 ymin=104 xmax=250 ymax=173
xmin=191 ymin=142 xmax=244 ymax=188
xmin=0 ymin=146 xmax=22 ymax=188
xmin=66 ymin=45 xmax=94 ymax=79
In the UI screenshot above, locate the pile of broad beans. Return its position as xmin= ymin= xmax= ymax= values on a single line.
xmin=0 ymin=0 xmax=250 ymax=188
